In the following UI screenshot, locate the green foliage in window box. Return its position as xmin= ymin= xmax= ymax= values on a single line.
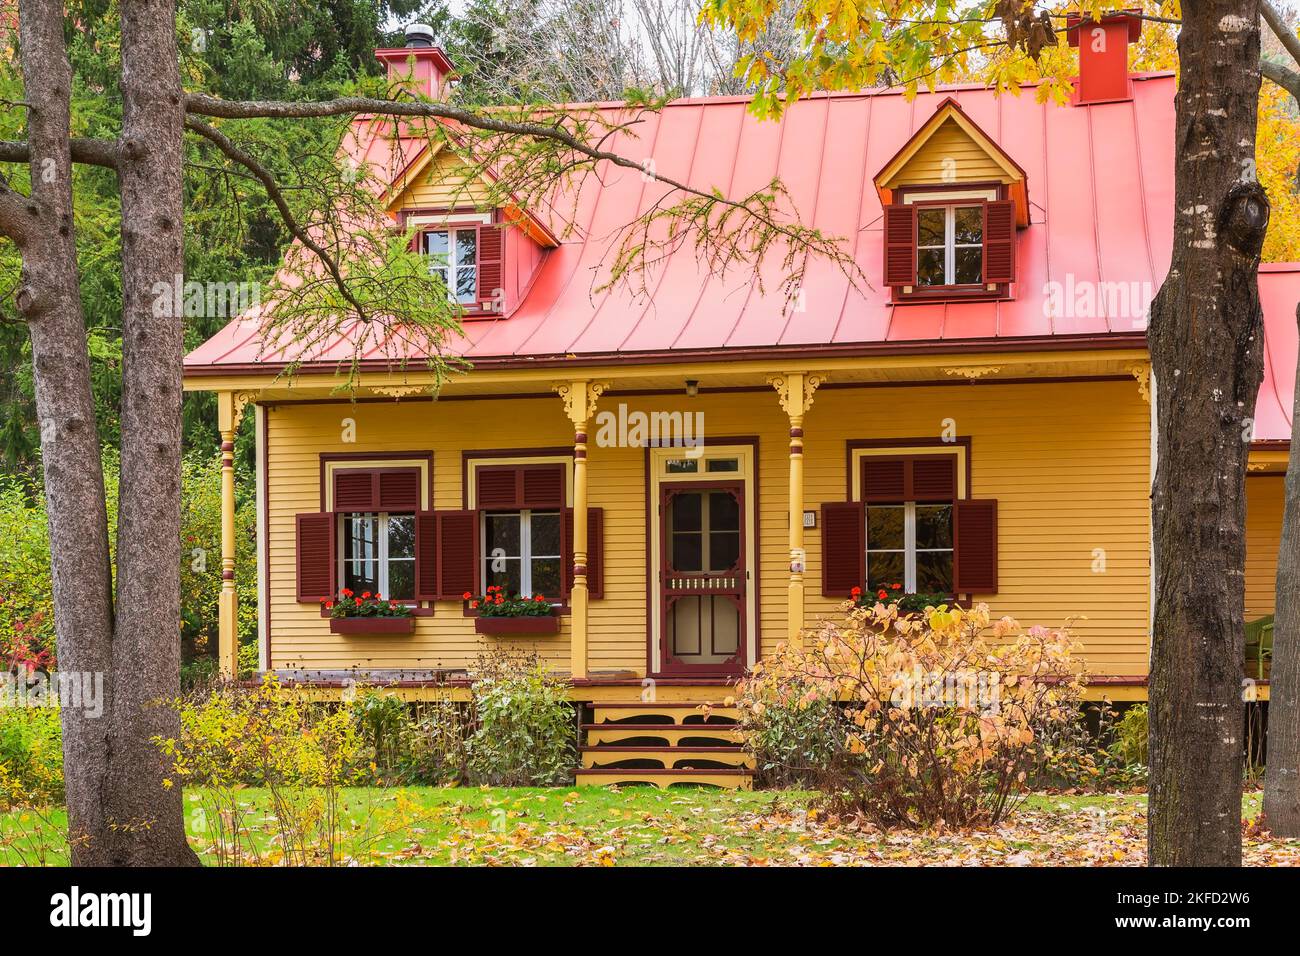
xmin=466 ymin=585 xmax=556 ymax=617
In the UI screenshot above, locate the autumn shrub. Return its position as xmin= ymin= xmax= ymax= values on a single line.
xmin=156 ymin=675 xmax=368 ymax=865
xmin=737 ymin=602 xmax=1087 ymax=828
xmin=1107 ymin=703 xmax=1148 ymax=768
xmin=405 ymin=695 xmax=472 ymax=786
xmin=0 ymin=704 xmax=63 ymax=809
xmin=466 ymin=649 xmax=575 ymax=786
xmin=737 ymin=663 xmax=845 ymax=788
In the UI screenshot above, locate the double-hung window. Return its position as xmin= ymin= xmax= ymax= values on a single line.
xmin=916 ymin=204 xmax=983 ymax=287
xmin=482 ymin=510 xmax=563 ymax=598
xmin=424 ymin=227 xmax=478 ymax=306
xmin=866 ymin=502 xmax=954 ymax=593
xmin=341 ymin=512 xmax=416 ymax=600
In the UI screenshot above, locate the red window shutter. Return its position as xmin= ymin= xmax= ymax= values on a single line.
xmin=477 ymin=224 xmax=503 ymax=312
xmin=377 ymin=469 xmax=421 ymax=512
xmin=476 ymin=467 xmax=520 ymax=508
xmin=563 ymin=507 xmax=604 ymax=599
xmin=415 ymin=511 xmax=438 ymax=601
xmin=333 ymin=470 xmax=377 ymax=511
xmin=434 ymin=510 xmax=479 ymax=599
xmin=821 ymin=501 xmax=865 ymax=597
xmin=910 ymin=456 xmax=957 ymax=502
xmin=862 ymin=458 xmax=907 ymax=503
xmin=982 ymin=200 xmax=1016 ymax=284
xmin=295 ymin=512 xmax=336 ymax=602
xmin=883 ymin=204 xmax=917 ymax=287
xmin=521 ymin=464 xmax=565 ymax=509
xmin=954 ymin=498 xmax=998 ymax=593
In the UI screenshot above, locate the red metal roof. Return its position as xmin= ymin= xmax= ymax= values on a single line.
xmin=183 ymin=72 xmax=1300 ymax=442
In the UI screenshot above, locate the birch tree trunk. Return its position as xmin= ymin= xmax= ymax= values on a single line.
xmin=1147 ymin=0 xmax=1271 ymax=866
xmin=1262 ymin=304 xmax=1300 ymax=835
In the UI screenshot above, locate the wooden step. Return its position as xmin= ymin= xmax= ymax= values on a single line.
xmin=580 ymin=745 xmax=755 ymax=770
xmin=590 ymin=701 xmax=739 ymax=724
xmin=574 ymin=767 xmax=752 ymax=790
xmin=582 ymin=723 xmax=743 ymax=747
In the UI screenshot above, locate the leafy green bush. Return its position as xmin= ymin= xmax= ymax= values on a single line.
xmin=1107 ymin=704 xmax=1148 ymax=767
xmin=0 ymin=706 xmax=64 ymax=808
xmin=736 ymin=671 xmax=844 ymax=788
xmin=466 ymin=649 xmax=575 ymax=786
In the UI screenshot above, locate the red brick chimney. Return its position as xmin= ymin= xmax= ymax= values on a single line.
xmin=1067 ymin=9 xmax=1143 ymax=105
xmin=374 ymin=23 xmax=456 ymax=99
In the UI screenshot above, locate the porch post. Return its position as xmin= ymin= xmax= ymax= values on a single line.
xmin=554 ymin=380 xmax=609 ymax=680
xmin=769 ymin=373 xmax=824 ymax=647
xmin=216 ymin=391 xmax=247 ymax=677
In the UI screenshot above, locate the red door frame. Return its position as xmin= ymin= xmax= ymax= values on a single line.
xmin=656 ymin=480 xmax=747 ymax=677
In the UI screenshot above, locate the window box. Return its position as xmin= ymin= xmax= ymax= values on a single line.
xmin=474 ymin=611 xmax=560 ymax=636
xmin=330 ymin=616 xmax=416 ymax=636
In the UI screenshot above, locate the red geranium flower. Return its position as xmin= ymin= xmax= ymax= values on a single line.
xmin=462 ymin=591 xmax=472 ymax=600
xmin=850 ymin=586 xmax=862 ymax=597
xmin=362 ymin=591 xmax=372 ymax=600
xmin=891 ymin=583 xmax=902 ymax=590
xmin=470 ymin=600 xmax=479 ymax=609
xmin=877 ymin=589 xmax=888 ymax=600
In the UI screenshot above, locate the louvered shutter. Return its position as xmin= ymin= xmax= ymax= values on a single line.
xmin=476 ymin=224 xmax=504 ymax=312
xmin=954 ymin=498 xmax=998 ymax=593
xmin=883 ymin=204 xmax=917 ymax=287
xmin=821 ymin=501 xmax=865 ymax=597
xmin=562 ymin=507 xmax=604 ymax=599
xmin=862 ymin=458 xmax=908 ymax=503
xmin=521 ymin=465 xmax=565 ymax=508
xmin=434 ymin=510 xmax=479 ymax=599
xmin=415 ymin=511 xmax=438 ymax=601
xmin=377 ymin=469 xmax=421 ymax=511
xmin=910 ymin=456 xmax=957 ymax=502
xmin=476 ymin=466 xmax=520 ymax=508
xmin=333 ymin=470 xmax=377 ymax=511
xmin=982 ymin=200 xmax=1017 ymax=284
xmin=296 ymin=512 xmax=336 ymax=602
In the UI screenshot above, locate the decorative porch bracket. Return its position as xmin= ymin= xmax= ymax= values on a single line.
xmin=217 ymin=390 xmax=252 ymax=677
xmin=553 ymin=379 xmax=610 ymax=680
xmin=768 ymin=372 xmax=825 ymax=647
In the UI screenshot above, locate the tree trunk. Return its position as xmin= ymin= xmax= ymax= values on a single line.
xmin=1263 ymin=305 xmax=1300 ymax=835
xmin=98 ymin=0 xmax=198 ymax=865
xmin=1148 ymin=0 xmax=1270 ymax=867
xmin=14 ymin=0 xmax=117 ymax=865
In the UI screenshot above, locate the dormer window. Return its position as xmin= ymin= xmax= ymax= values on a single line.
xmin=424 ymin=227 xmax=478 ymax=306
xmin=409 ymin=212 xmax=504 ymax=314
xmin=917 ymin=204 xmax=984 ymax=287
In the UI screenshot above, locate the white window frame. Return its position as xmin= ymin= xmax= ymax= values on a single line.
xmin=338 ymin=511 xmax=416 ymax=602
xmin=480 ymin=508 xmax=563 ymax=599
xmin=916 ymin=204 xmax=983 ymax=287
xmin=866 ymin=501 xmax=955 ymax=593
xmin=424 ymin=226 xmax=478 ymax=306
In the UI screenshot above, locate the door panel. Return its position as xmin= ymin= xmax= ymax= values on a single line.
xmin=659 ymin=483 xmax=746 ymax=675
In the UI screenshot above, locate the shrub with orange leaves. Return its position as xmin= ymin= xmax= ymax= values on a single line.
xmin=736 ymin=601 xmax=1087 ymax=829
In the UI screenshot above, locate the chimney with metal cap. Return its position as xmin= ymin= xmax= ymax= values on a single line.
xmin=374 ymin=23 xmax=456 ymax=99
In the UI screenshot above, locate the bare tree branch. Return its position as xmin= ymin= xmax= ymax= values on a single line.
xmin=1263 ymin=0 xmax=1300 ymax=69
xmin=1262 ymin=56 xmax=1300 ymax=99
xmin=0 ymin=137 xmax=121 ymax=169
xmin=183 ymin=116 xmax=368 ymax=320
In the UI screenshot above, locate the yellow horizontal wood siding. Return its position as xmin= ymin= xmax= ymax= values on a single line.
xmin=398 ymin=150 xmax=492 ymax=209
xmin=890 ymin=119 xmax=1007 ymax=186
xmin=263 ymin=378 xmax=1150 ymax=677
xmin=1245 ymin=474 xmax=1284 ymax=621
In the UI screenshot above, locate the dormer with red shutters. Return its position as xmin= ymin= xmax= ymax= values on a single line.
xmin=378 ymin=26 xmax=558 ymax=318
xmin=872 ymin=98 xmax=1028 ymax=302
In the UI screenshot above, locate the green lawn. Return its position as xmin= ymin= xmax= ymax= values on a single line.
xmin=1 ymin=787 xmax=1294 ymax=866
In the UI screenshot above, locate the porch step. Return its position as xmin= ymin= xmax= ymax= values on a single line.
xmin=580 ymin=745 xmax=755 ymax=770
xmin=581 ymin=723 xmax=744 ymax=747
xmin=589 ymin=701 xmax=740 ymax=725
xmin=574 ymin=767 xmax=752 ymax=790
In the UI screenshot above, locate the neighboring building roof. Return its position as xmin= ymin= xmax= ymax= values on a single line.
xmin=183 ymin=71 xmax=1300 ymax=444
